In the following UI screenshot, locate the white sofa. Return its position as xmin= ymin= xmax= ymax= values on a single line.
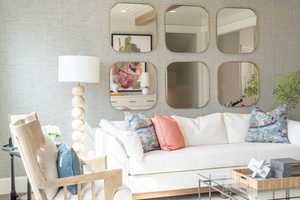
xmin=95 ymin=113 xmax=300 ymax=199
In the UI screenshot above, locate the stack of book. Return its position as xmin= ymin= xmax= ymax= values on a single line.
xmin=271 ymin=158 xmax=300 ymax=178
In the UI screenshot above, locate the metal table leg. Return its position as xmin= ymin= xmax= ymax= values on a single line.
xmin=208 ymin=180 xmax=212 ymax=200
xmin=208 ymin=174 xmax=212 ymax=200
xmin=10 ymin=153 xmax=18 ymax=200
xmin=198 ymin=179 xmax=201 ymax=200
xmin=27 ymin=179 xmax=31 ymax=200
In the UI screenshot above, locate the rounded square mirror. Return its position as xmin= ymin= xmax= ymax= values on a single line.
xmin=110 ymin=3 xmax=157 ymax=53
xmin=110 ymin=62 xmax=157 ymax=110
xmin=217 ymin=8 xmax=258 ymax=54
xmin=165 ymin=5 xmax=209 ymax=53
xmin=166 ymin=62 xmax=209 ymax=108
xmin=218 ymin=62 xmax=259 ymax=107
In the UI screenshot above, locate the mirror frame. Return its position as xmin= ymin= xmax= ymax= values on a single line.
xmin=164 ymin=5 xmax=210 ymax=53
xmin=165 ymin=61 xmax=210 ymax=109
xmin=217 ymin=61 xmax=260 ymax=108
xmin=110 ymin=3 xmax=158 ymax=53
xmin=109 ymin=61 xmax=157 ymax=111
xmin=216 ymin=7 xmax=259 ymax=54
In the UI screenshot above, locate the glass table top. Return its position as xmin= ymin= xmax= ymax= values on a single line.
xmin=197 ymin=173 xmax=300 ymax=200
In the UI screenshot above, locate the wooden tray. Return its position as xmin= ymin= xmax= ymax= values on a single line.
xmin=232 ymin=168 xmax=300 ymax=191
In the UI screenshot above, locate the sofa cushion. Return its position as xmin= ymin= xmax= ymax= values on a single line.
xmin=152 ymin=115 xmax=185 ymax=151
xmin=128 ymin=143 xmax=300 ymax=175
xmin=246 ymin=104 xmax=289 ymax=143
xmin=223 ymin=113 xmax=251 ymax=143
xmin=125 ymin=112 xmax=160 ymax=153
xmin=172 ymin=113 xmax=228 ymax=146
xmin=288 ymin=120 xmax=300 ymax=145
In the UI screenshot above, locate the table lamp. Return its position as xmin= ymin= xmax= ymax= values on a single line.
xmin=58 ymin=55 xmax=99 ymax=156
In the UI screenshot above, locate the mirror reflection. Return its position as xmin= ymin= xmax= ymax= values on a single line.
xmin=218 ymin=62 xmax=259 ymax=107
xmin=110 ymin=62 xmax=156 ymax=110
xmin=217 ymin=8 xmax=258 ymax=53
xmin=167 ymin=62 xmax=209 ymax=108
xmin=110 ymin=3 xmax=157 ymax=53
xmin=165 ymin=5 xmax=209 ymax=53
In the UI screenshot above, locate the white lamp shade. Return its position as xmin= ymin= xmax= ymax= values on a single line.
xmin=58 ymin=56 xmax=100 ymax=83
xmin=140 ymin=72 xmax=150 ymax=87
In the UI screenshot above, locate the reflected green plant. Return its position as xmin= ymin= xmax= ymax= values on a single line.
xmin=244 ymin=72 xmax=259 ymax=98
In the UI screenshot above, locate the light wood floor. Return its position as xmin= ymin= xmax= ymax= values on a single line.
xmin=0 ymin=194 xmax=9 ymax=200
xmin=0 ymin=194 xmax=30 ymax=200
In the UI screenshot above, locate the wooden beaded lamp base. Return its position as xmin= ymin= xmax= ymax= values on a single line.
xmin=71 ymin=83 xmax=86 ymax=157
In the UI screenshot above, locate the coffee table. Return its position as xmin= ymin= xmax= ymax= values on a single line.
xmin=197 ymin=173 xmax=300 ymax=200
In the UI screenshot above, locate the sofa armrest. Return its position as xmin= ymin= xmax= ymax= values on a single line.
xmin=96 ymin=129 xmax=129 ymax=164
xmin=106 ymin=133 xmax=130 ymax=163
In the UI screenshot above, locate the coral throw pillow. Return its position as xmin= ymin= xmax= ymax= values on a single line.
xmin=152 ymin=114 xmax=185 ymax=151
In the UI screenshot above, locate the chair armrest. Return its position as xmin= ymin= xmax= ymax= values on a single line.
xmin=49 ymin=169 xmax=124 ymax=200
xmin=53 ymin=169 xmax=122 ymax=187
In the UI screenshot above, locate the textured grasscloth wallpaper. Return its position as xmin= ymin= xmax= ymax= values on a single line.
xmin=0 ymin=0 xmax=300 ymax=178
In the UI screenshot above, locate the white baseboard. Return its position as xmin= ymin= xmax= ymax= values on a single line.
xmin=0 ymin=176 xmax=27 ymax=195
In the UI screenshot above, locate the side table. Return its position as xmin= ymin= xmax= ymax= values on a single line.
xmin=1 ymin=138 xmax=32 ymax=200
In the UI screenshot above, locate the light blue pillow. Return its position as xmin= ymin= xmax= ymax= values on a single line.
xmin=245 ymin=104 xmax=289 ymax=143
xmin=57 ymin=144 xmax=82 ymax=195
xmin=125 ymin=112 xmax=160 ymax=153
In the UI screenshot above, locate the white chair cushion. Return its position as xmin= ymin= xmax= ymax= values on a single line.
xmin=37 ymin=136 xmax=58 ymax=199
xmin=99 ymin=119 xmax=144 ymax=161
xmin=12 ymin=113 xmax=58 ymax=200
xmin=172 ymin=113 xmax=228 ymax=146
xmin=54 ymin=181 xmax=132 ymax=200
xmin=223 ymin=113 xmax=251 ymax=143
xmin=129 ymin=143 xmax=300 ymax=175
xmin=288 ymin=120 xmax=300 ymax=145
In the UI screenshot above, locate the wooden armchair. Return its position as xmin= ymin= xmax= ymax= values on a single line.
xmin=10 ymin=113 xmax=132 ymax=200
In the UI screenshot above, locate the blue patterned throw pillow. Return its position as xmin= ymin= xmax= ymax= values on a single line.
xmin=245 ymin=104 xmax=289 ymax=143
xmin=57 ymin=144 xmax=82 ymax=195
xmin=125 ymin=112 xmax=160 ymax=153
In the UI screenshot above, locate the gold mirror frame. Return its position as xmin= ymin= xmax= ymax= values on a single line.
xmin=218 ymin=61 xmax=260 ymax=108
xmin=164 ymin=5 xmax=210 ymax=53
xmin=216 ymin=7 xmax=259 ymax=54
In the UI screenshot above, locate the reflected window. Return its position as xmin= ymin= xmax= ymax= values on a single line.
xmin=167 ymin=62 xmax=209 ymax=108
